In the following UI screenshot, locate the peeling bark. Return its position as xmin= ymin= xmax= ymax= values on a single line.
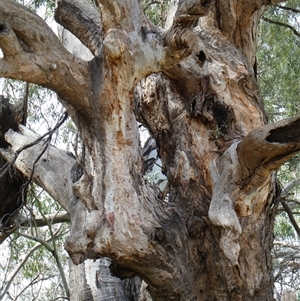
xmin=0 ymin=0 xmax=299 ymax=300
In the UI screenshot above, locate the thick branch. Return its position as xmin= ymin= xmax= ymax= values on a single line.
xmin=238 ymin=115 xmax=300 ymax=179
xmin=209 ymin=116 xmax=300 ymax=261
xmin=55 ymin=0 xmax=103 ymax=57
xmin=174 ymin=0 xmax=214 ymax=27
xmin=0 ymin=126 xmax=77 ymax=212
xmin=197 ymin=0 xmax=276 ymax=66
xmin=95 ymin=0 xmax=144 ymax=32
xmin=163 ymin=0 xmax=214 ymax=65
xmin=0 ymin=0 xmax=90 ymax=111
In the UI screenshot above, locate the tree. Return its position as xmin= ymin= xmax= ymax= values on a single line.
xmin=1 ymin=0 xmax=300 ymax=300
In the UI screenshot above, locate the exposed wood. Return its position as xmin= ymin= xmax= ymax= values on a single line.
xmin=69 ymin=258 xmax=142 ymax=301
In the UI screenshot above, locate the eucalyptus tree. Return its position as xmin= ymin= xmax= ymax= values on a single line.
xmin=1 ymin=0 xmax=300 ymax=301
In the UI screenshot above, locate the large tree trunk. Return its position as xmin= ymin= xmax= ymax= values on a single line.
xmin=1 ymin=0 xmax=300 ymax=300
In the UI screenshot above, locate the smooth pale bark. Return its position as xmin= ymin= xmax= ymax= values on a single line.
xmin=0 ymin=0 xmax=299 ymax=300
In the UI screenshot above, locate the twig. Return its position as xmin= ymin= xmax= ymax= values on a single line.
xmin=277 ymin=5 xmax=300 ymax=14
xmin=0 ymin=243 xmax=44 ymax=299
xmin=280 ymin=200 xmax=300 ymax=237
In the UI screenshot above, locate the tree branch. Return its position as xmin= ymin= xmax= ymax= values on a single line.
xmin=281 ymin=178 xmax=300 ymax=198
xmin=163 ymin=0 xmax=214 ymax=65
xmin=173 ymin=0 xmax=214 ymax=27
xmin=280 ymin=200 xmax=300 ymax=237
xmin=0 ymin=212 xmax=70 ymax=244
xmin=0 ymin=0 xmax=90 ymax=111
xmin=19 ymin=232 xmax=70 ymax=298
xmin=0 ymin=126 xmax=77 ymax=212
xmin=209 ymin=116 xmax=300 ymax=239
xmin=261 ymin=16 xmax=300 ymax=37
xmin=238 ymin=115 xmax=300 ymax=181
xmin=277 ymin=5 xmax=300 ymax=14
xmin=55 ymin=0 xmax=103 ymax=57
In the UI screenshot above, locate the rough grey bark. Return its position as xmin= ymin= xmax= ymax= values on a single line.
xmin=0 ymin=0 xmax=298 ymax=300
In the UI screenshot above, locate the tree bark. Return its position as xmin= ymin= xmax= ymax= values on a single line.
xmin=0 ymin=0 xmax=299 ymax=300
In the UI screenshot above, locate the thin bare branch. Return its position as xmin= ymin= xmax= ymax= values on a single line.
xmin=277 ymin=5 xmax=300 ymax=14
xmin=280 ymin=200 xmax=300 ymax=237
xmin=19 ymin=231 xmax=70 ymax=297
xmin=261 ymin=17 xmax=300 ymax=37
xmin=0 ymin=212 xmax=70 ymax=244
xmin=33 ymin=194 xmax=69 ymax=298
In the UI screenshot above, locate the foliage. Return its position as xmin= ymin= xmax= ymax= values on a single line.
xmin=141 ymin=0 xmax=173 ymax=27
xmin=257 ymin=0 xmax=300 ymax=122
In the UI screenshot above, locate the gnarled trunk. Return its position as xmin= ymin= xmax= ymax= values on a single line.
xmin=1 ymin=0 xmax=300 ymax=300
